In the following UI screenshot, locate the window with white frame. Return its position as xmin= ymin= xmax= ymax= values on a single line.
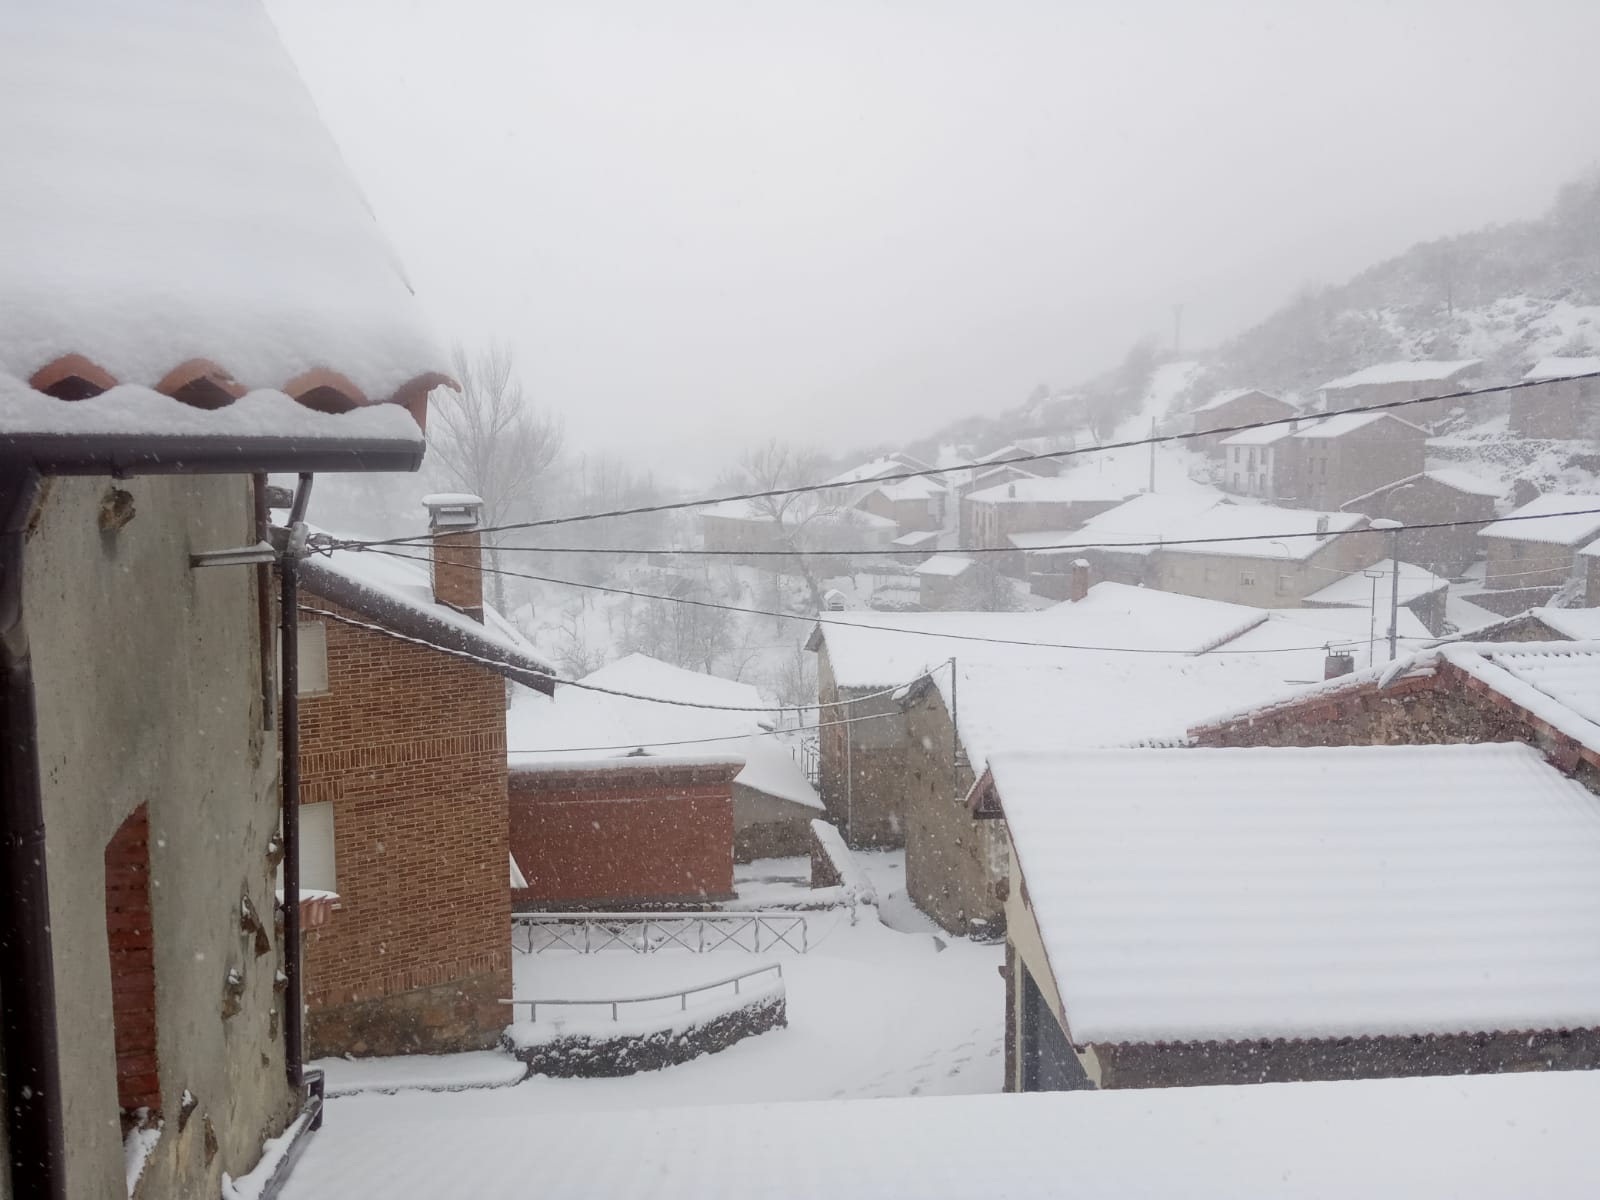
xmin=299 ymin=802 xmax=337 ymax=893
xmin=295 ymin=621 xmax=329 ymax=696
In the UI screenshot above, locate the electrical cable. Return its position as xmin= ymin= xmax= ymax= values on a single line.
xmin=328 ymin=371 xmax=1600 ymax=549
xmin=359 ymin=547 xmax=1384 ymax=655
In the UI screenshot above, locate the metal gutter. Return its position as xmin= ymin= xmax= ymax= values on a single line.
xmin=1 ymin=433 xmax=424 ymax=477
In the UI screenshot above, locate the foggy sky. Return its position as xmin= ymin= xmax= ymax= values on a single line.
xmin=268 ymin=0 xmax=1600 ymax=482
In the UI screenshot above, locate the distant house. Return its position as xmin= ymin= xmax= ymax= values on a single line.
xmin=507 ymin=756 xmax=742 ymax=908
xmin=1044 ymin=493 xmax=1227 ymax=588
xmin=1511 ymin=358 xmax=1600 ymax=439
xmin=1479 ymin=493 xmax=1600 ymax=594
xmin=1218 ymin=426 xmax=1292 ymax=498
xmin=915 ymin=553 xmax=978 ymax=610
xmin=818 ymin=452 xmax=933 ymax=510
xmin=954 ymin=463 xmax=1046 ymax=541
xmin=1277 ymin=412 xmax=1429 ymax=509
xmin=982 ymin=742 xmax=1600 ymax=1092
xmin=293 ymin=497 xmax=556 ymax=1059
xmin=974 ymin=442 xmax=1065 ymax=478
xmin=1341 ymin=469 xmax=1501 ymax=576
xmin=0 ymin=2 xmax=451 ymax=1193
xmin=1150 ymin=506 xmax=1380 ymax=607
xmin=507 ymin=654 xmax=823 ymax=865
xmin=962 ymin=475 xmax=1134 ymax=560
xmin=859 ymin=474 xmax=948 ymax=533
xmin=1189 ymin=388 xmax=1296 ymax=456
xmin=1303 ymin=558 xmax=1451 ymax=635
xmin=1318 ymin=359 xmax=1480 ymax=426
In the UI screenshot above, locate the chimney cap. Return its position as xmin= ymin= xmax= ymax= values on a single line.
xmin=423 ymin=493 xmax=484 ymax=529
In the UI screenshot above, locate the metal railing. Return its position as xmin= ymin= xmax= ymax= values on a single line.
xmin=502 ymin=962 xmax=783 ymax=1023
xmin=511 ymin=911 xmax=808 ymax=955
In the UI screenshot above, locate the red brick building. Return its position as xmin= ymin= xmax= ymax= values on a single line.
xmin=294 ymin=496 xmax=555 ymax=1057
xmin=508 ymin=756 xmax=740 ymax=908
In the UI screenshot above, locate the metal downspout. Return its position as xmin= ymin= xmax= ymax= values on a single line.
xmin=0 ymin=468 xmax=67 ymax=1200
xmin=278 ymin=474 xmax=316 ymax=1106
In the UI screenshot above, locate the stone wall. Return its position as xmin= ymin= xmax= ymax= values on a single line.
xmin=816 ymin=646 xmax=916 ymax=848
xmin=1191 ymin=663 xmax=1600 ymax=796
xmin=1483 ymin=536 xmax=1576 ymax=590
xmin=25 ymin=475 xmax=294 ymax=1199
xmin=902 ymin=686 xmax=1006 ymax=936
xmin=1092 ymin=1029 xmax=1600 ymax=1090
xmin=299 ymin=590 xmax=512 ymax=1058
xmin=732 ymin=784 xmax=821 ymax=862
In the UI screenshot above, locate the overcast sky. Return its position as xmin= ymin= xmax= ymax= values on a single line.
xmin=269 ymin=0 xmax=1600 ymax=482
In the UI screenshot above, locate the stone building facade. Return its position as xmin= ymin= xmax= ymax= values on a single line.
xmin=813 ymin=642 xmax=919 ymax=848
xmin=1153 ymin=523 xmax=1382 ymax=607
xmin=1341 ymin=470 xmax=1499 ymax=575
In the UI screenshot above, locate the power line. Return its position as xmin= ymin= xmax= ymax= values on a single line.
xmin=331 ymin=371 xmax=1598 ymax=548
xmin=359 ymin=548 xmax=1375 ymax=656
xmin=508 ymin=706 xmax=906 ymax=757
xmin=349 ymin=504 xmax=1600 ymax=561
xmin=298 ymin=604 xmax=943 ymax=711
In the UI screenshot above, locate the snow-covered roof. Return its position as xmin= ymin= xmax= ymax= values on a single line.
xmin=994 ymin=742 xmax=1600 ymax=1044
xmin=1422 ymin=468 xmax=1503 ymax=497
xmin=822 ymin=454 xmax=927 ymax=489
xmin=1306 ymin=560 xmax=1449 ymax=607
xmin=1480 ymin=493 xmax=1600 ymax=546
xmin=1003 ymin=530 xmax=1079 ymax=551
xmin=506 ymin=654 xmax=821 ymax=809
xmin=1068 ymin=493 xmax=1229 ymax=555
xmin=815 ymin=581 xmax=1271 ymax=690
xmin=890 ymin=529 xmax=941 ymax=549
xmin=297 ymin=532 xmax=555 ymax=688
xmin=1525 ymin=357 xmax=1600 ymax=382
xmin=914 ymin=554 xmax=974 ymax=578
xmin=1192 ymin=387 xmax=1285 ymax=414
xmin=1530 ymin=607 xmax=1600 ymax=640
xmin=0 ymin=1 xmax=447 ymax=417
xmin=1291 ymin=411 xmax=1427 ymax=439
xmin=1159 ymin=505 xmax=1367 ymax=561
xmin=870 ymin=475 xmax=945 ymax=503
xmin=0 ymin=375 xmax=425 ymax=473
xmin=1320 ymin=360 xmax=1481 ymax=390
xmin=263 ymin=1072 xmax=1600 ymax=1199
xmin=1214 ymin=607 xmax=1431 ymax=682
xmin=1218 ymin=424 xmax=1292 ymax=447
xmin=965 ymin=475 xmax=1133 ymax=506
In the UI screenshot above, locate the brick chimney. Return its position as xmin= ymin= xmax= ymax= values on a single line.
xmin=1069 ymin=558 xmax=1091 ymax=603
xmin=423 ymin=494 xmax=485 ymax=620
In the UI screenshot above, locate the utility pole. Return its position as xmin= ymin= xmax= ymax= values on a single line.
xmin=1362 ymin=567 xmax=1384 ymax=667
xmin=1371 ymin=519 xmax=1403 ymax=661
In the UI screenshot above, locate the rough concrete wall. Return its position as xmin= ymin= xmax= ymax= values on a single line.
xmin=732 ymin=784 xmax=821 ymax=861
xmin=815 ymin=648 xmax=915 ymax=848
xmin=1155 ymin=533 xmax=1381 ymax=607
xmin=1343 ymin=479 xmax=1492 ymax=576
xmin=25 ymin=475 xmax=292 ymax=1200
xmin=297 ymin=593 xmax=510 ymax=1058
xmin=1095 ymin=1029 xmax=1600 ymax=1089
xmin=902 ymin=692 xmax=1005 ymax=935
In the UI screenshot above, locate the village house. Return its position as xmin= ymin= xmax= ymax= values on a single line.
xmin=817 ymin=452 xmax=933 ymax=510
xmin=953 ymin=463 xmax=1046 ymax=541
xmin=962 ymin=474 xmax=1134 ymax=560
xmin=1189 ymin=388 xmax=1296 ymax=455
xmin=1218 ymin=425 xmax=1292 ymax=498
xmin=1478 ymin=492 xmax=1600 ymax=600
xmin=1510 ymin=357 xmax=1600 ymax=439
xmin=1302 ymin=558 xmax=1451 ymax=635
xmin=1278 ymin=412 xmax=1429 ymax=509
xmin=1341 ymin=468 xmax=1501 ymax=575
xmin=1459 ymin=605 xmax=1600 ymax=644
xmin=506 ymin=653 xmax=823 ymax=872
xmin=981 ymin=743 xmax=1600 ymax=1092
xmin=0 ymin=2 xmax=452 ymax=1194
xmin=1029 ymin=493 xmax=1226 ymax=589
xmin=291 ymin=497 xmax=557 ymax=1059
xmin=914 ymin=553 xmax=979 ymax=609
xmin=974 ymin=442 xmax=1066 ymax=477
xmin=1318 ymin=359 xmax=1481 ymax=426
xmin=1150 ymin=505 xmax=1380 ymax=606
xmin=858 ymin=474 xmax=948 ymax=533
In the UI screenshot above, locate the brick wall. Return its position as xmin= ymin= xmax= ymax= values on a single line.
xmin=105 ymin=803 xmax=160 ymax=1116
xmin=298 ymin=591 xmax=511 ymax=1057
xmin=509 ymin=764 xmax=736 ymax=907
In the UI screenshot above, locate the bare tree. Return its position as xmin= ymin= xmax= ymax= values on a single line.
xmin=427 ymin=342 xmax=564 ymax=612
xmin=952 ymin=562 xmax=1023 ymax=612
xmin=739 ymin=439 xmax=841 ymax=609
